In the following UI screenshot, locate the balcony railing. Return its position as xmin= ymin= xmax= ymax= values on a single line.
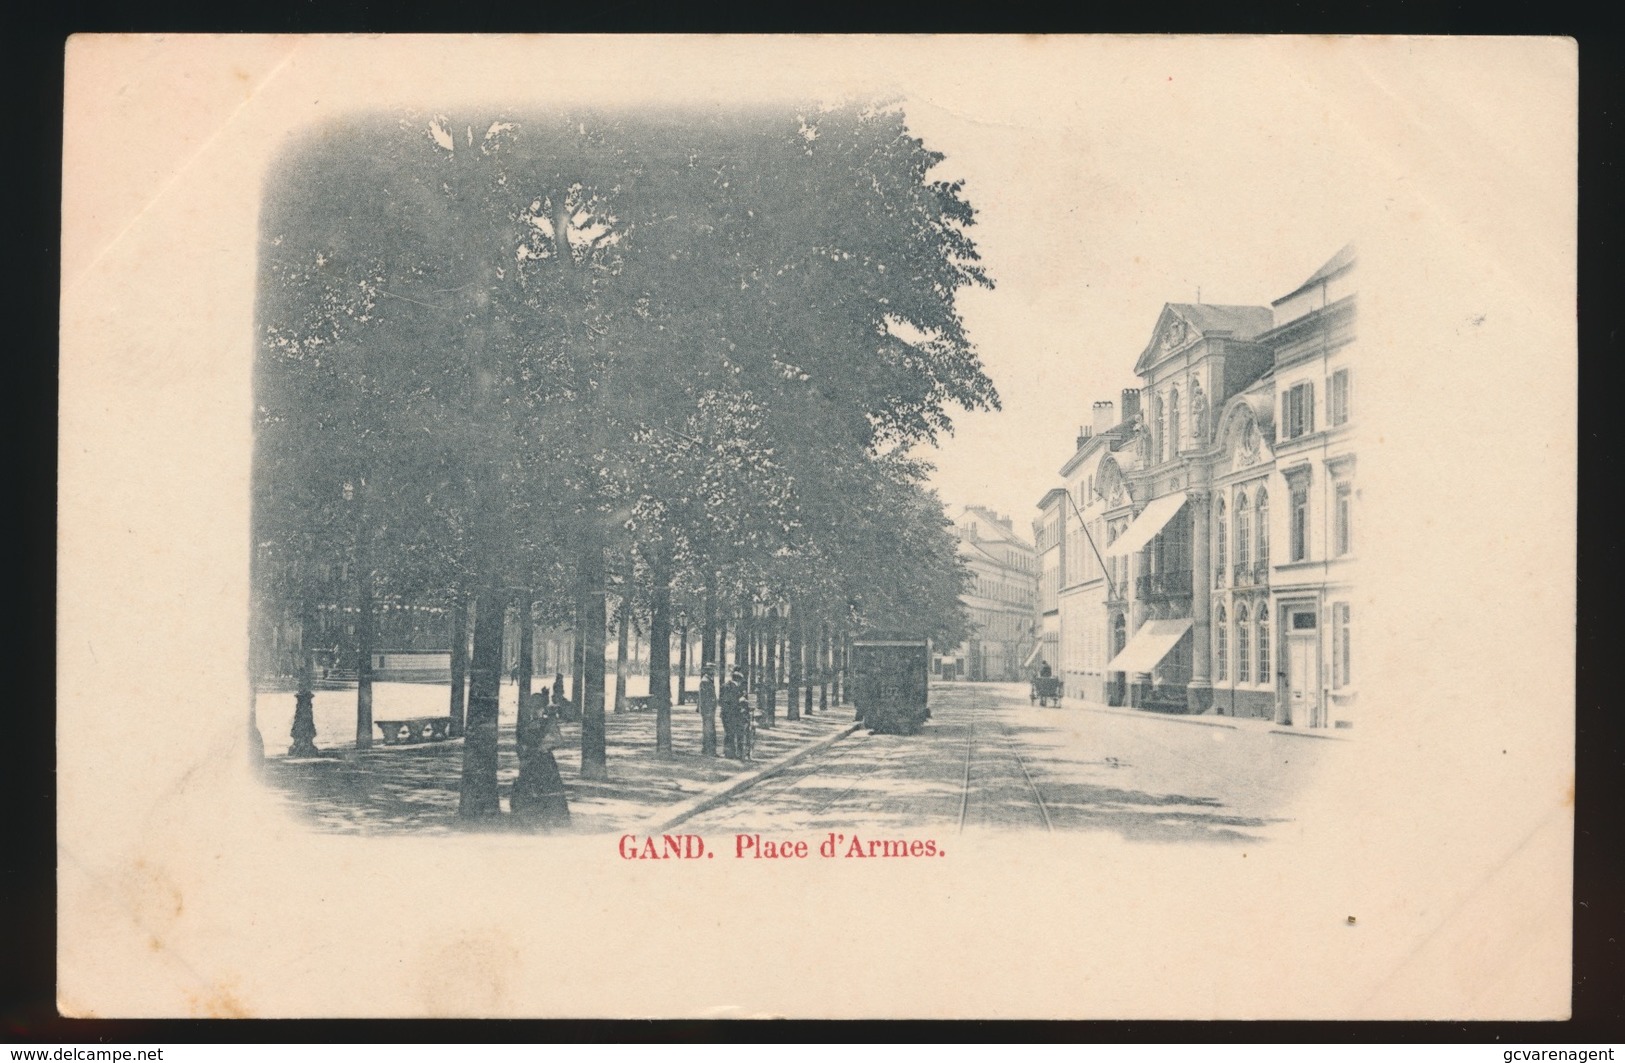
xmin=1155 ymin=571 xmax=1191 ymax=598
xmin=1135 ymin=572 xmax=1192 ymax=600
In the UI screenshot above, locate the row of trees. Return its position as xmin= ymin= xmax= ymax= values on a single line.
xmin=252 ymin=102 xmax=998 ymax=820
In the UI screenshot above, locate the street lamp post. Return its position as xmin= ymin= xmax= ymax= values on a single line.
xmin=348 ymin=480 xmax=375 ymax=750
xmin=289 ymin=588 xmax=319 ymax=757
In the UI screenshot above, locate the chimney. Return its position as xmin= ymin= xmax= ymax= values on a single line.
xmin=1121 ymin=388 xmax=1142 ymax=424
xmin=998 ymin=515 xmax=1013 ymax=532
xmin=1092 ymin=400 xmax=1115 ymax=435
xmin=1075 ymin=424 xmax=1092 ymax=449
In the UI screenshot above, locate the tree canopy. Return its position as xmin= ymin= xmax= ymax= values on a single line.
xmin=253 ymin=101 xmax=998 ymax=808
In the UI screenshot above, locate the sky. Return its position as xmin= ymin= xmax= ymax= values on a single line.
xmin=62 ymin=35 xmax=1546 ymax=568
xmin=885 ymin=42 xmax=1366 ymax=539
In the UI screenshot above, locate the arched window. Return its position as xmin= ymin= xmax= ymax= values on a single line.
xmin=1237 ymin=603 xmax=1251 ymax=683
xmin=1215 ymin=497 xmax=1227 ymax=585
xmin=1169 ymin=387 xmax=1181 ymax=457
xmin=1215 ymin=604 xmax=1228 ymax=681
xmin=1255 ymin=488 xmax=1270 ymax=569
xmin=1257 ymin=607 xmax=1271 ymax=685
xmin=1236 ymin=490 xmax=1251 ymax=569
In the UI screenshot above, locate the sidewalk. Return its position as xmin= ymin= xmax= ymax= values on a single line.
xmin=259 ymin=687 xmax=862 ymax=835
xmin=1069 ymin=696 xmax=1350 ymax=741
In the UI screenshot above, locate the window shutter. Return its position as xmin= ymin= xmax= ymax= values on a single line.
xmin=1307 ymin=382 xmax=1316 ymax=433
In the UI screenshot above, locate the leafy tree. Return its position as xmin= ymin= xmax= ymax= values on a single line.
xmin=254 ymin=102 xmax=994 ymax=822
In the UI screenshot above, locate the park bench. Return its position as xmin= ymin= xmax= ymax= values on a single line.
xmin=625 ymin=695 xmax=651 ymax=712
xmin=374 ymin=716 xmax=457 ymax=745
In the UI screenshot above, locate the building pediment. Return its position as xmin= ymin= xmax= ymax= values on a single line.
xmin=1134 ymin=306 xmax=1199 ymax=375
xmin=1133 ymin=302 xmax=1275 ymax=376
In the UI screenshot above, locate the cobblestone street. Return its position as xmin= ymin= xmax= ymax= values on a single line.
xmin=679 ymin=681 xmax=1339 ymax=843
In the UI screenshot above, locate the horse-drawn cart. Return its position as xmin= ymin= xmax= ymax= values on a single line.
xmin=1030 ymin=675 xmax=1063 ymax=707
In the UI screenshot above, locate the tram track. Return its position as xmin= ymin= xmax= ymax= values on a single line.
xmin=999 ymin=715 xmax=1054 ymax=832
xmin=957 ymin=690 xmax=1054 ymax=833
xmin=957 ymin=701 xmax=977 ymax=831
xmin=680 ymin=686 xmax=1059 ymax=833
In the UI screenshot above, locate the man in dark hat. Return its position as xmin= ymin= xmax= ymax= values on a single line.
xmin=719 ymin=667 xmax=746 ymax=759
xmin=697 ymin=662 xmax=719 ymax=756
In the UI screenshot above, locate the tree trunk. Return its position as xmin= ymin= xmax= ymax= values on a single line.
xmin=835 ymin=629 xmax=846 ymax=705
xmin=806 ymin=620 xmax=819 ymax=721
xmin=354 ymin=565 xmax=375 ymax=749
xmin=458 ymin=584 xmax=506 ymax=818
xmin=579 ymin=544 xmax=609 ymax=781
xmin=844 ymin=635 xmax=854 ymax=707
xmin=786 ymin=606 xmax=802 ymax=722
xmin=448 ymin=590 xmax=468 ymax=733
xmin=517 ymin=594 xmax=534 ymax=706
xmin=762 ymin=612 xmax=777 ymax=728
xmin=677 ymin=618 xmax=689 ymax=705
xmin=650 ymin=570 xmax=672 ymax=755
xmin=613 ymin=588 xmax=630 ymax=713
xmin=702 ymin=581 xmax=717 ymax=673
xmin=819 ymin=620 xmax=830 ymax=712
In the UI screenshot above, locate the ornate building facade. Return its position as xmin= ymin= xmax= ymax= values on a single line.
xmin=1039 ymin=246 xmax=1357 ymax=729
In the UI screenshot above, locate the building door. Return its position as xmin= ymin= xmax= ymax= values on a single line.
xmin=1284 ymin=608 xmax=1321 ymax=727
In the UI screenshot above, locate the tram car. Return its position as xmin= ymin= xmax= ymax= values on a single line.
xmin=851 ymin=636 xmax=931 ymax=735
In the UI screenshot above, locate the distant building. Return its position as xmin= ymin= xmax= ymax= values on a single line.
xmin=1038 ymin=246 xmax=1358 ymax=729
xmin=940 ymin=505 xmax=1038 ymax=682
xmin=1032 ymin=489 xmax=1065 ymax=679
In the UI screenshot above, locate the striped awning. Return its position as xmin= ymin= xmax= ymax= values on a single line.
xmin=1105 ymin=618 xmax=1193 ymax=674
xmin=1105 ymin=491 xmax=1189 ymax=556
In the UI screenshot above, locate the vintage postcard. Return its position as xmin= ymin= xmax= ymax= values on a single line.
xmin=58 ymin=35 xmax=1577 ymax=1019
